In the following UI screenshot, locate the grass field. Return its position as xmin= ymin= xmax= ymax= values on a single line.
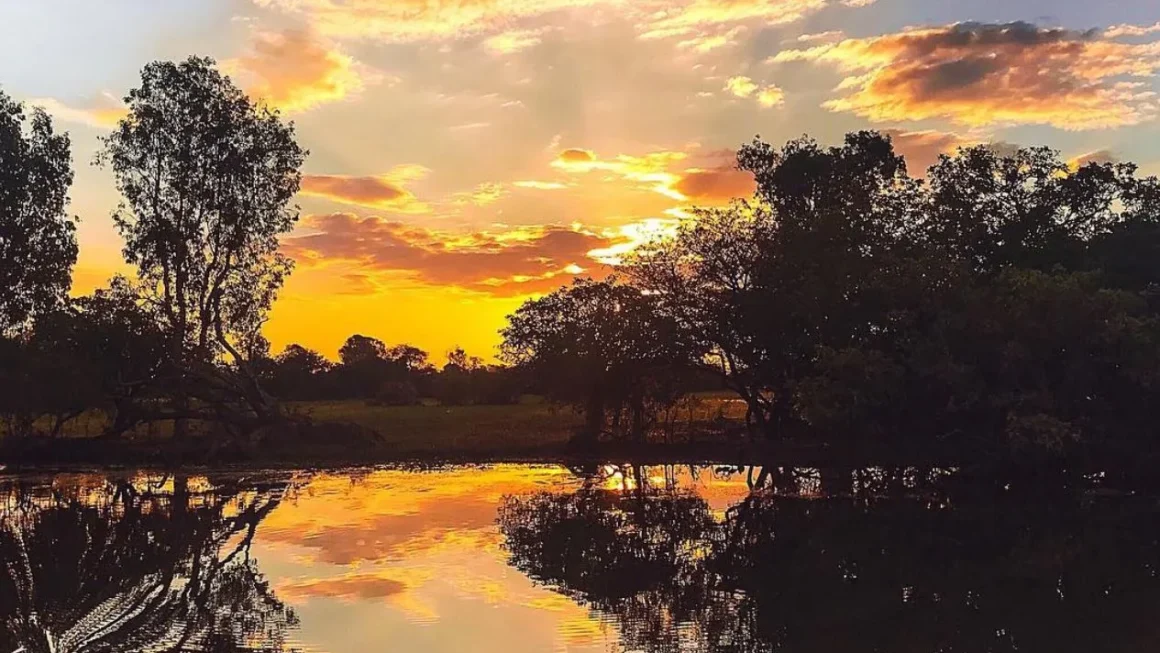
xmin=3 ymin=393 xmax=749 ymax=463
xmin=287 ymin=399 xmax=585 ymax=455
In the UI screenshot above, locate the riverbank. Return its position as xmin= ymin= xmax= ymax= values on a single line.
xmin=2 ymin=398 xmax=1151 ymax=473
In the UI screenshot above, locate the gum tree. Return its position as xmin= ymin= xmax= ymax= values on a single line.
xmin=99 ymin=57 xmax=306 ymax=434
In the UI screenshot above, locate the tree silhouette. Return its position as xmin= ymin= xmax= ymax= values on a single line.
xmin=98 ymin=56 xmax=306 ymax=436
xmin=501 ymin=277 xmax=701 ymax=442
xmin=0 ymin=90 xmax=76 ymax=333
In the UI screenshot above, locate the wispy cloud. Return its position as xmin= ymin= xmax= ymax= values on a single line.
xmin=300 ymin=165 xmax=431 ymax=213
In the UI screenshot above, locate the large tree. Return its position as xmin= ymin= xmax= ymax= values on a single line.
xmin=501 ymin=277 xmax=700 ymax=442
xmin=98 ymin=57 xmax=307 ymax=432
xmin=0 ymin=90 xmax=76 ymax=333
xmin=629 ymin=131 xmax=1160 ymax=457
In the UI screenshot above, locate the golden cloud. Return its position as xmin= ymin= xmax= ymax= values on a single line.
xmin=1067 ymin=149 xmax=1119 ymax=170
xmin=282 ymin=214 xmax=623 ymax=296
xmin=253 ymin=0 xmax=598 ymax=41
xmin=551 ymin=148 xmax=689 ymax=200
xmin=724 ymin=76 xmax=784 ymax=107
xmin=677 ymin=26 xmax=744 ymax=53
xmin=226 ymin=28 xmax=372 ymax=113
xmin=300 ymin=165 xmax=431 ymax=213
xmin=513 ymin=180 xmax=569 ymax=190
xmin=672 ymin=167 xmax=756 ymax=201
xmin=28 ymin=93 xmax=127 ymax=130
xmin=483 ymin=28 xmax=545 ymax=54
xmin=452 ymin=182 xmax=508 ymax=206
xmin=773 ymin=21 xmax=1160 ymax=129
xmin=639 ymin=0 xmax=829 ymax=40
xmin=724 ymin=76 xmax=759 ymax=98
xmin=556 ymin=148 xmax=596 ymax=163
xmin=254 ymin=0 xmax=850 ymax=45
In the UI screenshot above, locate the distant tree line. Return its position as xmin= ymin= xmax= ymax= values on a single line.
xmin=502 ymin=133 xmax=1160 ymax=461
xmin=253 ymin=335 xmax=524 ymax=406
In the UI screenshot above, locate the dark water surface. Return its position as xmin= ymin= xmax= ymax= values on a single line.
xmin=0 ymin=464 xmax=1157 ymax=652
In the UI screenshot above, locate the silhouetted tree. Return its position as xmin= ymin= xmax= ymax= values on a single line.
xmin=501 ymin=277 xmax=701 ymax=443
xmin=98 ymin=56 xmax=306 ymax=437
xmin=263 ymin=344 xmax=332 ymax=400
xmin=629 ymin=131 xmax=1160 ymax=460
xmin=0 ymin=90 xmax=76 ymax=333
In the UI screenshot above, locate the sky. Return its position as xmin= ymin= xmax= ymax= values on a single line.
xmin=2 ymin=0 xmax=1159 ymax=361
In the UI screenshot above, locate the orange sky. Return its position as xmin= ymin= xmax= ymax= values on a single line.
xmin=3 ymin=1 xmax=1159 ymax=361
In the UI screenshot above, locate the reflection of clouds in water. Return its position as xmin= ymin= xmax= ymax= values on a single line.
xmin=249 ymin=464 xmax=756 ymax=652
xmin=252 ymin=465 xmax=615 ymax=652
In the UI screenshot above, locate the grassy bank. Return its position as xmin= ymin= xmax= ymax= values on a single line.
xmin=288 ymin=399 xmax=584 ymax=455
xmin=0 ymin=395 xmax=754 ymax=466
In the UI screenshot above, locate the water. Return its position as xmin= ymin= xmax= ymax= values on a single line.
xmin=0 ymin=464 xmax=1157 ymax=652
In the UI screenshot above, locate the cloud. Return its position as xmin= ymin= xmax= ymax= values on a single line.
xmin=452 ymin=182 xmax=507 ymax=206
xmin=300 ymin=165 xmax=431 ymax=213
xmin=677 ymin=26 xmax=744 ymax=53
xmin=672 ymin=167 xmax=755 ymax=201
xmin=551 ymin=148 xmax=688 ymax=200
xmin=1106 ymin=22 xmax=1160 ymax=38
xmin=773 ymin=21 xmax=1160 ymax=129
xmin=253 ymin=0 xmax=601 ymax=41
xmin=483 ymin=28 xmax=545 ymax=54
xmin=883 ymin=129 xmax=970 ymax=175
xmin=795 ymin=30 xmax=844 ymax=43
xmin=724 ymin=76 xmax=759 ymax=98
xmin=226 ymin=28 xmax=373 ymax=112
xmin=1067 ymin=149 xmax=1119 ymax=170
xmin=556 ymin=148 xmax=596 ymax=163
xmin=513 ymin=180 xmax=569 ymax=190
xmin=724 ymin=76 xmax=785 ymax=107
xmin=254 ymin=0 xmax=839 ymax=45
xmin=638 ymin=0 xmax=829 ymax=40
xmin=756 ymin=86 xmax=785 ymax=107
xmin=282 ymin=214 xmax=623 ymax=296
xmin=28 ymin=93 xmax=127 ymax=130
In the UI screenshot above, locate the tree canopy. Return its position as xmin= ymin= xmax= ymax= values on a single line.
xmin=0 ymin=90 xmax=76 ymax=333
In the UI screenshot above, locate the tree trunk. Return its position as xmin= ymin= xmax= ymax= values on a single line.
xmin=577 ymin=390 xmax=605 ymax=446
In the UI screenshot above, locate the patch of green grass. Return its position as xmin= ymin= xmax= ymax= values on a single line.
xmin=287 ymin=400 xmax=584 ymax=454
xmin=5 ymin=394 xmax=747 ymax=460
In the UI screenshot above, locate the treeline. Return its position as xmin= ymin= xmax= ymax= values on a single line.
xmin=253 ymin=336 xmax=523 ymax=406
xmin=502 ymin=133 xmax=1160 ymax=461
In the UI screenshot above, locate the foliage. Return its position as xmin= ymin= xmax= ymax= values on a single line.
xmin=97 ymin=56 xmax=306 ymax=434
xmin=627 ymin=131 xmax=1160 ymax=459
xmin=501 ymin=277 xmax=702 ymax=442
xmin=0 ymin=90 xmax=76 ymax=333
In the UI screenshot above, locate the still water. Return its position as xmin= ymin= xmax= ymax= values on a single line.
xmin=0 ymin=464 xmax=1157 ymax=652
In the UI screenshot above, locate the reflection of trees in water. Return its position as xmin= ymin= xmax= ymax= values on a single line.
xmin=499 ymin=466 xmax=1160 ymax=653
xmin=0 ymin=474 xmax=302 ymax=653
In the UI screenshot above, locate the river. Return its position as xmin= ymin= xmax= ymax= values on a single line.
xmin=0 ymin=464 xmax=1156 ymax=652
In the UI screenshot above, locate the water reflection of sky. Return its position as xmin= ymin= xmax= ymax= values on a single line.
xmin=253 ymin=465 xmax=751 ymax=653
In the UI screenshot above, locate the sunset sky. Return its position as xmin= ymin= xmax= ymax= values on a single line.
xmin=2 ymin=0 xmax=1159 ymax=361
